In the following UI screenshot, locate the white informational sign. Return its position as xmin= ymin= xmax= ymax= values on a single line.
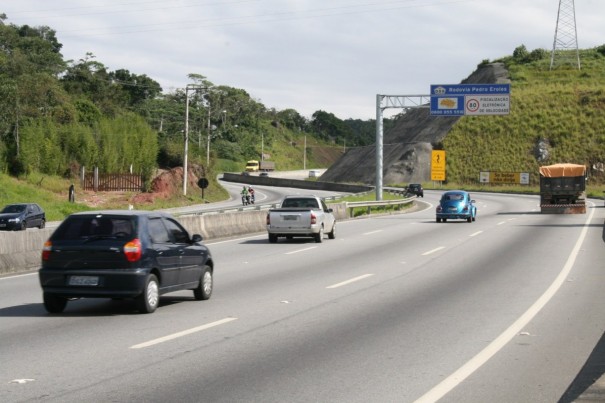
xmin=464 ymin=95 xmax=510 ymax=116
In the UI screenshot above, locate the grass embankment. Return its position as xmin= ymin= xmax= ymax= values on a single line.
xmin=443 ymin=49 xmax=605 ymax=186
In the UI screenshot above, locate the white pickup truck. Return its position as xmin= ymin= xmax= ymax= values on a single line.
xmin=266 ymin=195 xmax=336 ymax=243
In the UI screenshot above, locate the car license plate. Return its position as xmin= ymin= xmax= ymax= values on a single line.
xmin=283 ymin=215 xmax=298 ymax=221
xmin=0 ymin=224 xmax=5 ymax=227
xmin=69 ymin=276 xmax=99 ymax=286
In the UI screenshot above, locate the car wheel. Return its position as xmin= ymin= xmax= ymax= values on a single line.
xmin=194 ymin=266 xmax=213 ymax=300
xmin=436 ymin=218 xmax=441 ymax=223
xmin=314 ymin=226 xmax=324 ymax=243
xmin=467 ymin=216 xmax=472 ymax=223
xmin=268 ymin=234 xmax=278 ymax=243
xmin=39 ymin=219 xmax=46 ymax=229
xmin=43 ymin=293 xmax=67 ymax=313
xmin=19 ymin=221 xmax=26 ymax=231
xmin=443 ymin=218 xmax=447 ymax=223
xmin=136 ymin=274 xmax=159 ymax=314
xmin=328 ymin=222 xmax=336 ymax=239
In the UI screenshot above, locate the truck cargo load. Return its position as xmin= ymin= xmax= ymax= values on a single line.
xmin=539 ymin=163 xmax=586 ymax=214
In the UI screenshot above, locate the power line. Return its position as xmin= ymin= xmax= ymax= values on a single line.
xmin=7 ymin=0 xmax=475 ymax=38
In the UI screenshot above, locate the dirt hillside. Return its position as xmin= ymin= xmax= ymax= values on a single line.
xmin=320 ymin=63 xmax=510 ymax=185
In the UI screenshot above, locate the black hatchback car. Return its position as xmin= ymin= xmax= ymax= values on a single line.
xmin=0 ymin=203 xmax=46 ymax=230
xmin=406 ymin=184 xmax=424 ymax=197
xmin=39 ymin=210 xmax=213 ymax=314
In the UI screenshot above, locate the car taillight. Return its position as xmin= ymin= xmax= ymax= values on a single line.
xmin=310 ymin=212 xmax=317 ymax=225
xmin=124 ymin=238 xmax=142 ymax=262
xmin=42 ymin=240 xmax=52 ymax=261
xmin=436 ymin=206 xmax=442 ymax=213
xmin=462 ymin=206 xmax=469 ymax=212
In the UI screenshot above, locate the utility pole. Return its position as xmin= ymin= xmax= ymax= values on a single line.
xmin=303 ymin=135 xmax=307 ymax=170
xmin=183 ymin=84 xmax=205 ymax=195
xmin=550 ymin=0 xmax=581 ymax=70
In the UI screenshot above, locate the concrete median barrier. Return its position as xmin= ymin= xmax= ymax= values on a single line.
xmin=0 ymin=201 xmax=354 ymax=276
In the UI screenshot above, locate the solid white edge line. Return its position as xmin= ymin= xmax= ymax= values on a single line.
xmin=326 ymin=274 xmax=374 ymax=289
xmin=469 ymin=231 xmax=483 ymax=237
xmin=130 ymin=317 xmax=238 ymax=349
xmin=422 ymin=247 xmax=445 ymax=256
xmin=414 ymin=203 xmax=596 ymax=403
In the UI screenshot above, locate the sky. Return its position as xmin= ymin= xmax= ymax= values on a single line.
xmin=3 ymin=0 xmax=605 ymax=120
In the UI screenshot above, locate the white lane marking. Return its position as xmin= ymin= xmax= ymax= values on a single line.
xmin=0 ymin=272 xmax=37 ymax=281
xmin=207 ymin=233 xmax=266 ymax=245
xmin=497 ymin=221 xmax=506 ymax=225
xmin=326 ymin=274 xmax=374 ymax=289
xmin=469 ymin=231 xmax=483 ymax=237
xmin=414 ymin=202 xmax=595 ymax=403
xmin=363 ymin=230 xmax=383 ymax=235
xmin=422 ymin=247 xmax=445 ymax=256
xmin=285 ymin=246 xmax=318 ymax=255
xmin=130 ymin=317 xmax=238 ymax=349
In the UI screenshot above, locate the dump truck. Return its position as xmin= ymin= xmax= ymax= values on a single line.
xmin=245 ymin=160 xmax=275 ymax=172
xmin=539 ymin=163 xmax=586 ymax=214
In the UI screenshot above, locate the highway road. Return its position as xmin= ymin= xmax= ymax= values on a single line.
xmin=1 ymin=191 xmax=605 ymax=402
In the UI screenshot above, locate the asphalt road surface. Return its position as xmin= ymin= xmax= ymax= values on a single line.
xmin=2 ymin=191 xmax=605 ymax=402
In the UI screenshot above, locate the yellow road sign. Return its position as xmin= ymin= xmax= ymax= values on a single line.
xmin=431 ymin=150 xmax=446 ymax=181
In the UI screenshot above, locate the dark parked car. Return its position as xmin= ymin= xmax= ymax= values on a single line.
xmin=0 ymin=203 xmax=46 ymax=231
xmin=39 ymin=210 xmax=213 ymax=314
xmin=406 ymin=184 xmax=424 ymax=197
xmin=436 ymin=190 xmax=477 ymax=223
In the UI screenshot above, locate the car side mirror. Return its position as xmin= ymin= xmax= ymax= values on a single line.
xmin=326 ymin=208 xmax=333 ymax=213
xmin=191 ymin=234 xmax=203 ymax=243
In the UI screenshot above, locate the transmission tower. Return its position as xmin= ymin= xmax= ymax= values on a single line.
xmin=550 ymin=0 xmax=581 ymax=70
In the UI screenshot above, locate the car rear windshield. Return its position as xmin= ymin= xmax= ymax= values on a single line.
xmin=281 ymin=198 xmax=319 ymax=208
xmin=444 ymin=193 xmax=464 ymax=201
xmin=52 ymin=215 xmax=136 ymax=240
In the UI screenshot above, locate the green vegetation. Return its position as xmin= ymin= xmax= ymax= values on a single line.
xmin=2 ymin=13 xmax=605 ymax=219
xmin=0 ymin=15 xmax=393 ymax=218
xmin=443 ymin=45 xmax=605 ymax=187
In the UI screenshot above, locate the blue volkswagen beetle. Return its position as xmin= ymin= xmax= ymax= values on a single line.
xmin=436 ymin=191 xmax=476 ymax=223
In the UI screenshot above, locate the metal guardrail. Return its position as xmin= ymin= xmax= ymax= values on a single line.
xmin=174 ymin=194 xmax=351 ymax=217
xmin=173 ymin=190 xmax=417 ymax=218
xmin=344 ymin=197 xmax=415 ymax=218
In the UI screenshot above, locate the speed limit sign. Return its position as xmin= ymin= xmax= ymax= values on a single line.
xmin=466 ymin=98 xmax=480 ymax=113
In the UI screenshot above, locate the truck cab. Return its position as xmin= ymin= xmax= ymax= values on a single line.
xmin=245 ymin=160 xmax=260 ymax=172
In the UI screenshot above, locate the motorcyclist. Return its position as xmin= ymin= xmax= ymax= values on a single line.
xmin=241 ymin=186 xmax=249 ymax=205
xmin=248 ymin=186 xmax=255 ymax=204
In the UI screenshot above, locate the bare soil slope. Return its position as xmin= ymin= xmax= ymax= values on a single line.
xmin=321 ymin=63 xmax=510 ymax=185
